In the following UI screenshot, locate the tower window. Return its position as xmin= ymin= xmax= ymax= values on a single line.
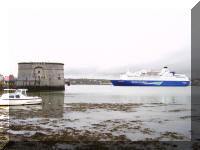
xmin=58 ymin=74 xmax=61 ymax=80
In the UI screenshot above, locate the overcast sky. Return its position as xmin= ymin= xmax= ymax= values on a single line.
xmin=0 ymin=0 xmax=198 ymax=78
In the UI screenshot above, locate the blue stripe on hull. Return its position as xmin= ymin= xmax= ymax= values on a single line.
xmin=110 ymin=80 xmax=190 ymax=86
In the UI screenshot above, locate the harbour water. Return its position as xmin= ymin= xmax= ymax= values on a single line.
xmin=0 ymin=85 xmax=192 ymax=148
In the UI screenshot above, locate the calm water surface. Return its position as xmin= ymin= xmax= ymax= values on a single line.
xmin=0 ymin=85 xmax=191 ymax=142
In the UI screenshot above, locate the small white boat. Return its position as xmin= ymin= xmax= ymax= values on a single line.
xmin=0 ymin=89 xmax=42 ymax=106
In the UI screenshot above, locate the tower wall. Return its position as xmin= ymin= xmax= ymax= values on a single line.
xmin=17 ymin=62 xmax=65 ymax=91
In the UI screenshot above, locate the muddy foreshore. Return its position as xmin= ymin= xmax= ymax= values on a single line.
xmin=0 ymin=107 xmax=9 ymax=149
xmin=0 ymin=85 xmax=193 ymax=149
xmin=7 ymin=103 xmax=191 ymax=142
xmin=0 ymin=102 xmax=193 ymax=149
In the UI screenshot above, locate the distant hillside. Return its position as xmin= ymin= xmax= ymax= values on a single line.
xmin=65 ymin=78 xmax=112 ymax=85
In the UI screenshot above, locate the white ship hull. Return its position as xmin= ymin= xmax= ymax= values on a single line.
xmin=110 ymin=67 xmax=190 ymax=86
xmin=110 ymin=80 xmax=190 ymax=86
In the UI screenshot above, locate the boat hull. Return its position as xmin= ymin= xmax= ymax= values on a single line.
xmin=0 ymin=98 xmax=42 ymax=106
xmin=110 ymin=80 xmax=190 ymax=86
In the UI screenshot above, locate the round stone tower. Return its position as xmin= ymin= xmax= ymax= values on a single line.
xmin=17 ymin=62 xmax=65 ymax=90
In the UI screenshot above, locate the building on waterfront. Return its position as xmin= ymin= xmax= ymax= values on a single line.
xmin=0 ymin=74 xmax=4 ymax=90
xmin=0 ymin=74 xmax=4 ymax=83
xmin=17 ymin=62 xmax=65 ymax=90
xmin=4 ymin=75 xmax=15 ymax=87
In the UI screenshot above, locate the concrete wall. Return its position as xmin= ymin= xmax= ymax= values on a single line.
xmin=17 ymin=62 xmax=65 ymax=90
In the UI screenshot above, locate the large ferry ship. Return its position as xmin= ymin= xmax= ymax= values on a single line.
xmin=110 ymin=67 xmax=190 ymax=86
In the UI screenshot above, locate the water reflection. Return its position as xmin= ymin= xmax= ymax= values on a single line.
xmin=40 ymin=91 xmax=64 ymax=118
xmin=64 ymin=85 xmax=191 ymax=104
xmin=9 ymin=91 xmax=64 ymax=119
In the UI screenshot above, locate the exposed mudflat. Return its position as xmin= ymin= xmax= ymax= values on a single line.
xmin=0 ymin=85 xmax=192 ymax=149
xmin=0 ymin=107 xmax=9 ymax=149
xmin=6 ymin=102 xmax=191 ymax=142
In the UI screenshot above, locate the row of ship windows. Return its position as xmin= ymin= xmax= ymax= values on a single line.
xmin=127 ymin=75 xmax=185 ymax=78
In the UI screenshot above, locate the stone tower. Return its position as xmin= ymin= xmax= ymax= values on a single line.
xmin=17 ymin=62 xmax=65 ymax=90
